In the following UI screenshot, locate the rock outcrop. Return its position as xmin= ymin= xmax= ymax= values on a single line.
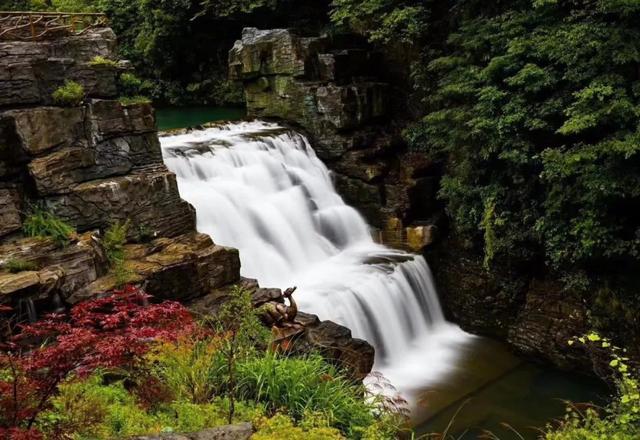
xmin=0 ymin=29 xmax=204 ymax=314
xmin=229 ymin=28 xmax=439 ymax=230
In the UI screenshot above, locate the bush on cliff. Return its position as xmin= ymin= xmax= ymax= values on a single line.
xmin=22 ymin=207 xmax=76 ymax=246
xmin=51 ymin=80 xmax=85 ymax=106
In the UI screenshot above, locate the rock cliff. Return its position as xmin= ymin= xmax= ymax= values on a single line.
xmin=229 ymin=28 xmax=440 ymax=231
xmin=0 ymin=28 xmax=373 ymax=379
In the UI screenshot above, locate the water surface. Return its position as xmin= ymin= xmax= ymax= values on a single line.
xmin=155 ymin=106 xmax=245 ymax=131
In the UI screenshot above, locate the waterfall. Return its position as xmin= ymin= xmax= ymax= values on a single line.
xmin=161 ymin=121 xmax=471 ymax=402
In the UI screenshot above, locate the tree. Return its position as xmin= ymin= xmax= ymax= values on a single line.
xmin=207 ymin=286 xmax=269 ymax=423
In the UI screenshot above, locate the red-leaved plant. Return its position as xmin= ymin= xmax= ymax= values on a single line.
xmin=0 ymin=286 xmax=194 ymax=439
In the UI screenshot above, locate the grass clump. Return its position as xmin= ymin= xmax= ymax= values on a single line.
xmin=88 ymin=56 xmax=118 ymax=67
xmin=3 ymin=258 xmax=38 ymax=274
xmin=23 ymin=207 xmax=75 ymax=246
xmin=118 ymin=96 xmax=152 ymax=106
xmin=51 ymin=80 xmax=85 ymax=106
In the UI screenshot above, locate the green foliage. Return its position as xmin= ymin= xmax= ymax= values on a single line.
xmin=23 ymin=207 xmax=75 ymax=246
xmin=546 ymin=334 xmax=640 ymax=439
xmin=252 ymin=413 xmax=344 ymax=440
xmin=103 ymin=220 xmax=132 ymax=287
xmin=118 ymin=72 xmax=151 ymax=97
xmin=236 ymin=353 xmax=377 ymax=437
xmin=392 ymin=0 xmax=640 ymax=288
xmin=89 ymin=55 xmax=118 ymax=67
xmin=51 ymin=80 xmax=85 ymax=106
xmin=330 ymin=0 xmax=426 ymax=43
xmin=3 ymin=258 xmax=38 ymax=274
xmin=145 ymin=337 xmax=226 ymax=404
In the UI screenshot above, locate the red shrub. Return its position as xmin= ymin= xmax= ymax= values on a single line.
xmin=0 ymin=286 xmax=194 ymax=432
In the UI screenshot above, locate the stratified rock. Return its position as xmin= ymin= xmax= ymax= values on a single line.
xmin=0 ymin=28 xmax=119 ymax=107
xmin=44 ymin=166 xmax=195 ymax=238
xmin=0 ymin=189 xmax=22 ymax=237
xmin=507 ymin=280 xmax=591 ymax=370
xmin=76 ymin=233 xmax=240 ymax=303
xmin=0 ymin=233 xmax=106 ymax=306
xmin=230 ymin=28 xmax=437 ymax=228
xmin=2 ymin=107 xmax=86 ymax=155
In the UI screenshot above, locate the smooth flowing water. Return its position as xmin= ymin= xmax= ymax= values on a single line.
xmin=161 ymin=121 xmax=471 ymax=404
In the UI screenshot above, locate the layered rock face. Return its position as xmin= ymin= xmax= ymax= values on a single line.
xmin=229 ymin=28 xmax=439 ymax=230
xmin=0 ymin=29 xmax=204 ymax=311
xmin=0 ymin=28 xmax=374 ymax=379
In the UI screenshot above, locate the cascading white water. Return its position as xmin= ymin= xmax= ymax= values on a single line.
xmin=161 ymin=121 xmax=471 ymax=404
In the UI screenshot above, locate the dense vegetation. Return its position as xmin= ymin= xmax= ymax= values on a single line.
xmin=0 ymin=286 xmax=405 ymax=439
xmin=333 ymin=0 xmax=640 ymax=328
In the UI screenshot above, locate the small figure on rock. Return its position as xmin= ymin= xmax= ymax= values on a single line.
xmin=260 ymin=286 xmax=299 ymax=329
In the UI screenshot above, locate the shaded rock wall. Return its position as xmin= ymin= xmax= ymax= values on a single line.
xmin=0 ymin=28 xmax=374 ymax=379
xmin=229 ymin=28 xmax=439 ymax=229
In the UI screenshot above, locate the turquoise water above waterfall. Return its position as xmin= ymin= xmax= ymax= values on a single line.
xmin=158 ymin=115 xmax=607 ymax=438
xmin=155 ymin=106 xmax=245 ymax=131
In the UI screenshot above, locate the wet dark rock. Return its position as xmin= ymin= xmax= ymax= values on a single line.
xmin=0 ymin=189 xmax=22 ymax=238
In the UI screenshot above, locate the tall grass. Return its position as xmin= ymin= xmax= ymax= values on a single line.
xmin=236 ymin=353 xmax=375 ymax=436
xmin=22 ymin=207 xmax=75 ymax=246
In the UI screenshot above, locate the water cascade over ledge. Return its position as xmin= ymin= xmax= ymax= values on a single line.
xmin=160 ymin=121 xmax=472 ymax=407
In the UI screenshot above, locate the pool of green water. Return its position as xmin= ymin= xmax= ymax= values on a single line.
xmin=155 ymin=106 xmax=246 ymax=131
xmin=413 ymin=337 xmax=608 ymax=439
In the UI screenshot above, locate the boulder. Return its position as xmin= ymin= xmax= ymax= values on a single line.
xmin=406 ymin=225 xmax=437 ymax=251
xmin=296 ymin=318 xmax=375 ymax=381
xmin=88 ymin=100 xmax=156 ymax=142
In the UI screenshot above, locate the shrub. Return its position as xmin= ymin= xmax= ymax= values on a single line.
xmin=144 ymin=336 xmax=226 ymax=404
xmin=22 ymin=207 xmax=75 ymax=246
xmin=51 ymin=80 xmax=84 ymax=106
xmin=103 ymin=220 xmax=134 ymax=287
xmin=544 ymin=334 xmax=640 ymax=439
xmin=3 ymin=259 xmax=37 ymax=274
xmin=236 ymin=353 xmax=376 ymax=437
xmin=103 ymin=220 xmax=129 ymax=266
xmin=88 ymin=56 xmax=118 ymax=67
xmin=0 ymin=287 xmax=193 ymax=433
xmin=253 ymin=413 xmax=344 ymax=440
xmin=118 ymin=72 xmax=151 ymax=97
